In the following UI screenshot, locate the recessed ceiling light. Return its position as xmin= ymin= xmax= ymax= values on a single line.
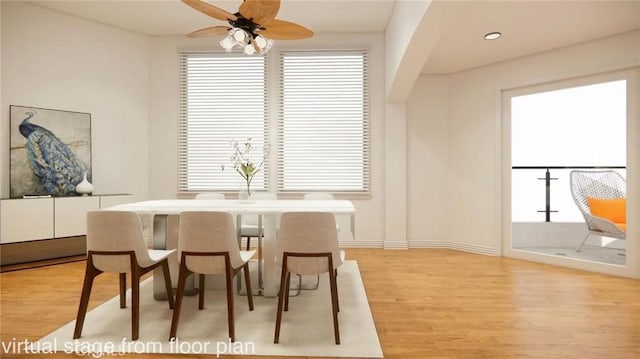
xmin=484 ymin=32 xmax=502 ymax=40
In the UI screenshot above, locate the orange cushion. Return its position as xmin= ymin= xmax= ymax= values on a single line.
xmin=615 ymin=223 xmax=627 ymax=232
xmin=587 ymin=197 xmax=626 ymax=224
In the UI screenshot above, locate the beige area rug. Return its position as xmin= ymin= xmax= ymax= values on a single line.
xmin=35 ymin=260 xmax=383 ymax=358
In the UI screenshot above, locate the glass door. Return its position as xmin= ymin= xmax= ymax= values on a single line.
xmin=506 ymin=78 xmax=627 ymax=267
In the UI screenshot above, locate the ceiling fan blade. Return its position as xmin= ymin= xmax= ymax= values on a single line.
xmin=260 ymin=19 xmax=313 ymax=40
xmin=187 ymin=26 xmax=231 ymax=38
xmin=239 ymin=0 xmax=280 ymax=25
xmin=182 ymin=0 xmax=237 ymax=22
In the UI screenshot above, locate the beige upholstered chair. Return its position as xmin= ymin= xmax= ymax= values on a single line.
xmin=300 ymin=192 xmax=339 ymax=291
xmin=170 ymin=211 xmax=255 ymax=342
xmin=570 ymin=170 xmax=626 ymax=251
xmin=74 ymin=211 xmax=175 ymax=341
xmin=274 ymin=212 xmax=343 ymax=345
xmin=304 ymin=192 xmax=340 ymax=232
xmin=195 ymin=193 xmax=226 ymax=200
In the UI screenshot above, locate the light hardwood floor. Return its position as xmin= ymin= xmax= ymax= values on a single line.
xmin=1 ymin=248 xmax=639 ymax=358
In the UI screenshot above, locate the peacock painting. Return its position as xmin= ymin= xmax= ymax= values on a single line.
xmin=10 ymin=106 xmax=92 ymax=198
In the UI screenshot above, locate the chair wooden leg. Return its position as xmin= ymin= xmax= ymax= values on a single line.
xmin=284 ymin=272 xmax=291 ymax=312
xmin=225 ymin=262 xmax=235 ymax=342
xmin=161 ymin=260 xmax=174 ymax=309
xmin=131 ymin=268 xmax=141 ymax=341
xmin=274 ymin=257 xmax=289 ymax=344
xmin=73 ymin=260 xmax=101 ymax=339
xmin=243 ymin=263 xmax=254 ymax=310
xmin=329 ymin=265 xmax=340 ymax=345
xmin=199 ymin=273 xmax=206 ymax=310
xmin=169 ymin=262 xmax=190 ymax=340
xmin=334 ymin=269 xmax=339 ymax=312
xmin=246 ymin=236 xmax=251 ymax=251
xmin=119 ymin=273 xmax=127 ymax=308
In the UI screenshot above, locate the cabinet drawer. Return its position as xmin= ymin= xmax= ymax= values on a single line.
xmin=54 ymin=196 xmax=100 ymax=238
xmin=1 ymin=198 xmax=54 ymax=243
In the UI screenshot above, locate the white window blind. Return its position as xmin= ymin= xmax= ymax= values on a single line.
xmin=178 ymin=52 xmax=269 ymax=192
xmin=278 ymin=51 xmax=369 ymax=193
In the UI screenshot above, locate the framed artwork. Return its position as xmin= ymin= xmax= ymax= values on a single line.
xmin=9 ymin=105 xmax=92 ymax=198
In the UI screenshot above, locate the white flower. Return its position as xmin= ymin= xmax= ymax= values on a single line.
xmin=222 ymin=137 xmax=270 ymax=196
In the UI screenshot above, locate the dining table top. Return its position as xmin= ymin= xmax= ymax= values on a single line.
xmin=104 ymin=198 xmax=356 ymax=215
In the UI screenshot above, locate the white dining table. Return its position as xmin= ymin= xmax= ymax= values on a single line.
xmin=104 ymin=199 xmax=356 ymax=298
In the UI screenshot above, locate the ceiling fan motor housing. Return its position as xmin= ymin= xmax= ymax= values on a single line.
xmin=229 ymin=13 xmax=264 ymax=39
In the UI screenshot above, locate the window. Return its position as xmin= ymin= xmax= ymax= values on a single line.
xmin=178 ymin=52 xmax=268 ymax=192
xmin=278 ymin=51 xmax=369 ymax=193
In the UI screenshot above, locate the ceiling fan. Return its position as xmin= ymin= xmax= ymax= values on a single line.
xmin=182 ymin=0 xmax=313 ymax=55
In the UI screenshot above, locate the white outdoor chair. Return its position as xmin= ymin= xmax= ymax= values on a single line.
xmin=570 ymin=170 xmax=626 ymax=252
xmin=74 ymin=211 xmax=175 ymax=340
xmin=274 ymin=212 xmax=344 ymax=345
xmin=170 ymin=211 xmax=255 ymax=343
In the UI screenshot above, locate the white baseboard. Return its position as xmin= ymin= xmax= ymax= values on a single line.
xmin=340 ymin=239 xmax=498 ymax=255
xmin=242 ymin=236 xmax=497 ymax=256
xmin=447 ymin=241 xmax=498 ymax=256
xmin=339 ymin=239 xmax=384 ymax=248
xmin=408 ymin=239 xmax=498 ymax=256
xmin=408 ymin=239 xmax=449 ymax=249
xmin=383 ymin=241 xmax=409 ymax=250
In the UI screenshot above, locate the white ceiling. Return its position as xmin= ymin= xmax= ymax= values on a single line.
xmin=29 ymin=0 xmax=395 ymax=34
xmin=28 ymin=0 xmax=640 ymax=75
xmin=422 ymin=0 xmax=640 ymax=74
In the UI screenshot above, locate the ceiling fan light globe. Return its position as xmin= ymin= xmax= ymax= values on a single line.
xmin=255 ymin=35 xmax=267 ymax=49
xmin=220 ymin=36 xmax=235 ymax=51
xmin=233 ymin=28 xmax=247 ymax=42
xmin=244 ymin=43 xmax=256 ymax=55
xmin=263 ymin=38 xmax=274 ymax=53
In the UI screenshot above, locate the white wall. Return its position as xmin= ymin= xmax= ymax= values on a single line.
xmin=147 ymin=32 xmax=387 ymax=245
xmin=408 ymin=30 xmax=640 ymax=275
xmin=0 ymin=2 xmax=149 ymax=200
xmin=406 ymin=75 xmax=449 ymax=246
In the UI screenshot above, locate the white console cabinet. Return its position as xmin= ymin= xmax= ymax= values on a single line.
xmin=0 ymin=194 xmax=132 ymax=265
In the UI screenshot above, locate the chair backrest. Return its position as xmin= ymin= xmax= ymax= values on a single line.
xmin=195 ymin=193 xmax=225 ymax=200
xmin=87 ymin=211 xmax=153 ymax=272
xmin=570 ymin=170 xmax=626 ymax=217
xmin=303 ymin=192 xmax=335 ymax=200
xmin=178 ymin=211 xmax=244 ymax=274
xmin=277 ymin=212 xmax=341 ymax=275
xmin=243 ymin=192 xmax=277 ymax=226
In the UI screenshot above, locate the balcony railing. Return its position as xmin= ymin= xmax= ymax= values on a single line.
xmin=511 ymin=166 xmax=626 ymax=222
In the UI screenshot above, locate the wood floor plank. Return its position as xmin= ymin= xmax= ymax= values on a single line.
xmin=1 ymin=248 xmax=639 ymax=358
